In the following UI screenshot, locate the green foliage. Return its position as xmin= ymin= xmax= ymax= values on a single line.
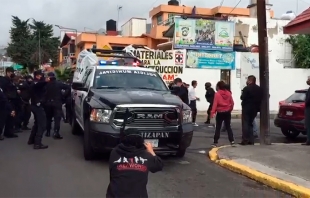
xmin=54 ymin=67 xmax=74 ymax=82
xmin=285 ymin=35 xmax=310 ymax=68
xmin=6 ymin=16 xmax=60 ymax=70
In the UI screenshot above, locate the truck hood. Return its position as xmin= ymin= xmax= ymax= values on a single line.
xmin=91 ymin=89 xmax=186 ymax=109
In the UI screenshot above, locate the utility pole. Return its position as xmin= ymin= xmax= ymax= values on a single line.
xmin=38 ymin=30 xmax=41 ymax=67
xmin=257 ymin=0 xmax=271 ymax=145
xmin=117 ymin=6 xmax=123 ymax=31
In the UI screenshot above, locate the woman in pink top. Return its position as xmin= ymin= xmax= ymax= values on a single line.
xmin=211 ymin=81 xmax=235 ymax=147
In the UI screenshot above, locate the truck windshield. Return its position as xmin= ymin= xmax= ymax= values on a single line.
xmin=93 ymin=69 xmax=168 ymax=91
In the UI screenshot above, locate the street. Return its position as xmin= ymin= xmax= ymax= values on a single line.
xmin=0 ymin=118 xmax=294 ymax=197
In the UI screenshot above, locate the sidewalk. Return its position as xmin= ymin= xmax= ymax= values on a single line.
xmin=197 ymin=110 xmax=278 ymax=119
xmin=209 ymin=144 xmax=310 ymax=197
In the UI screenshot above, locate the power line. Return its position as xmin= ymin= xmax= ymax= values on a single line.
xmin=229 ymin=0 xmax=242 ymax=15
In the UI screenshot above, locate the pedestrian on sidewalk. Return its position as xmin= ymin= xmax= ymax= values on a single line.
xmin=189 ymin=80 xmax=200 ymax=126
xmin=240 ymin=75 xmax=263 ymax=145
xmin=302 ymin=76 xmax=310 ymax=145
xmin=220 ymin=82 xmax=231 ymax=132
xmin=211 ymin=81 xmax=235 ymax=147
xmin=204 ymin=82 xmax=215 ymax=124
xmin=106 ymin=128 xmax=163 ymax=198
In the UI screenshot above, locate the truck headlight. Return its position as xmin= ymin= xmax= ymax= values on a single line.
xmin=182 ymin=110 xmax=192 ymax=123
xmin=90 ymin=109 xmax=112 ymax=123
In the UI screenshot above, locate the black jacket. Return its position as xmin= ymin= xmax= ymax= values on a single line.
xmin=45 ymin=80 xmax=70 ymax=103
xmin=0 ymin=76 xmax=21 ymax=110
xmin=0 ymin=88 xmax=12 ymax=112
xmin=205 ymin=87 xmax=215 ymax=103
xmin=18 ymin=81 xmax=32 ymax=102
xmin=176 ymin=85 xmax=189 ymax=105
xmin=306 ymin=87 xmax=310 ymax=107
xmin=106 ymin=144 xmax=163 ymax=198
xmin=241 ymin=84 xmax=263 ymax=112
xmin=30 ymin=78 xmax=47 ymax=105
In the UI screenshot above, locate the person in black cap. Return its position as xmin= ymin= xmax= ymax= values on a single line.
xmin=44 ymin=72 xmax=69 ymax=139
xmin=106 ymin=128 xmax=163 ymax=198
xmin=173 ymin=77 xmax=189 ymax=105
xmin=0 ymin=87 xmax=14 ymax=140
xmin=17 ymin=75 xmax=33 ymax=130
xmin=0 ymin=67 xmax=19 ymax=138
xmin=28 ymin=70 xmax=49 ymax=149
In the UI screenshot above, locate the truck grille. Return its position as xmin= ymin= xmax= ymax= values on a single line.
xmin=112 ymin=107 xmax=179 ymax=127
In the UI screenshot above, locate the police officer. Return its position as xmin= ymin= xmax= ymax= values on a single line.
xmin=28 ymin=70 xmax=49 ymax=149
xmin=0 ymin=67 xmax=19 ymax=138
xmin=18 ymin=75 xmax=33 ymax=130
xmin=0 ymin=87 xmax=15 ymax=140
xmin=44 ymin=72 xmax=69 ymax=139
xmin=64 ymin=79 xmax=72 ymax=124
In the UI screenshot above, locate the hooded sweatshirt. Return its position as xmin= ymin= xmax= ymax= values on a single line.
xmin=106 ymin=143 xmax=163 ymax=198
xmin=211 ymin=89 xmax=234 ymax=116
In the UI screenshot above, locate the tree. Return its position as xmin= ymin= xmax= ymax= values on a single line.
xmin=29 ymin=20 xmax=60 ymax=67
xmin=6 ymin=16 xmax=34 ymax=69
xmin=285 ymin=34 xmax=310 ymax=68
xmin=6 ymin=16 xmax=60 ymax=70
xmin=54 ymin=67 xmax=74 ymax=82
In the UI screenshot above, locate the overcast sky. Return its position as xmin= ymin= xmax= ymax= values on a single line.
xmin=0 ymin=0 xmax=309 ymax=46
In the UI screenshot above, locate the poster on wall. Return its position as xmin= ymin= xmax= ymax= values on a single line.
xmin=186 ymin=50 xmax=235 ymax=70
xmin=173 ymin=17 xmax=235 ymax=51
xmin=240 ymin=52 xmax=259 ymax=89
xmin=131 ymin=49 xmax=186 ymax=84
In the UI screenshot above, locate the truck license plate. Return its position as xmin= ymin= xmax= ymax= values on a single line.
xmin=286 ymin=111 xmax=293 ymax=116
xmin=145 ymin=139 xmax=159 ymax=147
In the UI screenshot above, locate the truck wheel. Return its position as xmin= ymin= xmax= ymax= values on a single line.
xmin=71 ymin=112 xmax=81 ymax=135
xmin=175 ymin=149 xmax=186 ymax=158
xmin=281 ymin=128 xmax=300 ymax=139
xmin=83 ymin=120 xmax=96 ymax=161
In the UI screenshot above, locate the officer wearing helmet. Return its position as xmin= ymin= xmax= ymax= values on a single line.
xmin=28 ymin=70 xmax=49 ymax=149
xmin=44 ymin=72 xmax=69 ymax=139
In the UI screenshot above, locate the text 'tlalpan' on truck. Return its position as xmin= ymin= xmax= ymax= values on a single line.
xmin=71 ymin=47 xmax=193 ymax=161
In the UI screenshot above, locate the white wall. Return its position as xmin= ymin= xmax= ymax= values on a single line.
xmin=178 ymin=17 xmax=310 ymax=113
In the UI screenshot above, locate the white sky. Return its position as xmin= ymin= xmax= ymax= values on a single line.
xmin=0 ymin=0 xmax=309 ymax=46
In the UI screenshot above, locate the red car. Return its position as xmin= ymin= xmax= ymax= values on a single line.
xmin=274 ymin=89 xmax=307 ymax=139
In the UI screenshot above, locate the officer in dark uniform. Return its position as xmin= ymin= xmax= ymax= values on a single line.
xmin=28 ymin=70 xmax=49 ymax=149
xmin=17 ymin=75 xmax=33 ymax=130
xmin=0 ymin=87 xmax=14 ymax=140
xmin=64 ymin=79 xmax=72 ymax=124
xmin=44 ymin=72 xmax=69 ymax=139
xmin=0 ymin=67 xmax=19 ymax=138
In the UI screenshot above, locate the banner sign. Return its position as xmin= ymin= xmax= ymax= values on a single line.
xmin=174 ymin=18 xmax=235 ymax=51
xmin=131 ymin=49 xmax=186 ymax=84
xmin=186 ymin=51 xmax=235 ymax=70
xmin=240 ymin=52 xmax=259 ymax=89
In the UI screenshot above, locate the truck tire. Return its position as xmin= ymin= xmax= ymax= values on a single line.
xmin=281 ymin=128 xmax=300 ymax=139
xmin=175 ymin=149 xmax=186 ymax=158
xmin=83 ymin=120 xmax=96 ymax=161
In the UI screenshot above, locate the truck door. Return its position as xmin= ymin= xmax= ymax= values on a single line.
xmin=75 ymin=69 xmax=93 ymax=124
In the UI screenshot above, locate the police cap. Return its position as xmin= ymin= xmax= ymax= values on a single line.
xmin=33 ymin=70 xmax=44 ymax=77
xmin=47 ymin=72 xmax=56 ymax=77
xmin=5 ymin=67 xmax=14 ymax=73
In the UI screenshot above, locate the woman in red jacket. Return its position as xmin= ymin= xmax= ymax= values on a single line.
xmin=211 ymin=81 xmax=235 ymax=147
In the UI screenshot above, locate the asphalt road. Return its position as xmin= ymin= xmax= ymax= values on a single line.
xmin=0 ymin=118 xmax=294 ymax=197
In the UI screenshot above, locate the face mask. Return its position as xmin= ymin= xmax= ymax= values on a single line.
xmin=10 ymin=73 xmax=15 ymax=78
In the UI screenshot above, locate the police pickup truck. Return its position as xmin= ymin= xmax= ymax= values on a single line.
xmin=71 ymin=48 xmax=193 ymax=160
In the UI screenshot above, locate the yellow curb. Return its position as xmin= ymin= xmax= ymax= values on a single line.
xmin=209 ymin=147 xmax=310 ymax=198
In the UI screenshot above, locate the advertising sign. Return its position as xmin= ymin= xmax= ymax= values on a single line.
xmin=173 ymin=18 xmax=235 ymax=51
xmin=186 ymin=50 xmax=235 ymax=70
xmin=131 ymin=49 xmax=186 ymax=84
xmin=240 ymin=52 xmax=259 ymax=89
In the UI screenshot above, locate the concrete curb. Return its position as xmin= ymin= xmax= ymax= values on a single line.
xmin=208 ymin=146 xmax=310 ymax=197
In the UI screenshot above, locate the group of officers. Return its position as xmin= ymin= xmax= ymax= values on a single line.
xmin=0 ymin=67 xmax=72 ymax=149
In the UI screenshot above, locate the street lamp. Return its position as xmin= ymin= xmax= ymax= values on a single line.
xmin=55 ymin=25 xmax=78 ymax=65
xmin=29 ymin=18 xmax=41 ymax=66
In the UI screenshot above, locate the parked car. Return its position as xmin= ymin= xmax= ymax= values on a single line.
xmin=274 ymin=89 xmax=307 ymax=139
